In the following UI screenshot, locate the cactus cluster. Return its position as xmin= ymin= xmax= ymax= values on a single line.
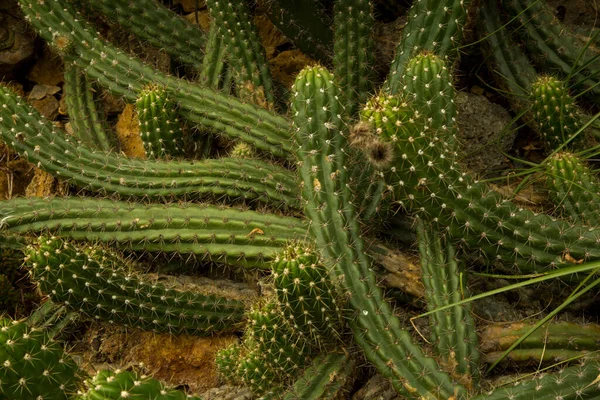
xmin=2 ymin=0 xmax=600 ymax=398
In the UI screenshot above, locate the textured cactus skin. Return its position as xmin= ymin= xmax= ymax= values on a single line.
xmin=530 ymin=76 xmax=580 ymax=149
xmin=83 ymin=0 xmax=206 ymax=71
xmin=386 ymin=0 xmax=473 ymax=94
xmin=480 ymin=321 xmax=600 ymax=366
xmin=206 ymin=0 xmax=274 ymax=108
xmin=292 ymin=65 xmax=465 ymax=399
xmin=0 ymin=318 xmax=80 ymax=399
xmin=545 ymin=152 xmax=600 ymax=227
xmin=25 ymin=236 xmax=246 ymax=334
xmin=78 ymin=369 xmax=203 ymax=400
xmin=63 ymin=64 xmax=116 ymax=152
xmin=416 ymin=219 xmax=479 ymax=386
xmin=272 ymin=245 xmax=344 ymax=347
xmin=136 ymin=85 xmax=186 ymax=159
xmin=0 ymin=197 xmax=306 ymax=268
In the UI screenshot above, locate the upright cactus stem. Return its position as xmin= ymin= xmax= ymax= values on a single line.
xmin=136 ymin=84 xmax=186 ymax=159
xmin=292 ymin=65 xmax=464 ymax=399
xmin=530 ymin=76 xmax=581 ymax=149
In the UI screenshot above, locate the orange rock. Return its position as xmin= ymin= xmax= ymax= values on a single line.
xmin=115 ymin=104 xmax=146 ymax=159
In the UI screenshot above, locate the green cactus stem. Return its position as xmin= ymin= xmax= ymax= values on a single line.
xmin=83 ymin=0 xmax=207 ymax=72
xmin=416 ymin=219 xmax=479 ymax=386
xmin=63 ymin=64 xmax=116 ymax=152
xmin=545 ymin=152 xmax=600 ymax=227
xmin=361 ymin=53 xmax=600 ymax=273
xmin=480 ymin=321 xmax=600 ymax=366
xmin=385 ymin=0 xmax=473 ymax=95
xmin=530 ymin=76 xmax=581 ymax=149
xmin=0 ymin=317 xmax=81 ymax=399
xmin=0 ymin=197 xmax=307 ymax=268
xmin=271 ymin=244 xmax=345 ymax=348
xmin=78 ymin=369 xmax=202 ymax=400
xmin=206 ymin=0 xmax=275 ymax=109
xmin=292 ymin=65 xmax=465 ymax=399
xmin=136 ymin=84 xmax=186 ymax=159
xmin=25 ymin=236 xmax=246 ymax=334
xmin=504 ymin=0 xmax=600 ymax=103
xmin=0 ymin=85 xmax=300 ymax=209
xmin=471 ymin=360 xmax=600 ymax=399
xmin=333 ymin=0 xmax=374 ymax=117
xmin=261 ymin=0 xmax=333 ymax=64
xmin=200 ymin=21 xmax=231 ymax=91
xmin=18 ymin=0 xmax=294 ymax=159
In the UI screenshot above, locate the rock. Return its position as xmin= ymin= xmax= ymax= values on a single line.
xmin=26 ymin=45 xmax=64 ymax=86
xmin=25 ymin=167 xmax=68 ymax=197
xmin=30 ymin=95 xmax=60 ymax=120
xmin=352 ymin=374 xmax=401 ymax=400
xmin=184 ymin=9 xmax=212 ymax=32
xmin=175 ymin=0 xmax=206 ymax=13
xmin=115 ymin=104 xmax=146 ymax=159
xmin=199 ymin=385 xmax=253 ymax=400
xmin=28 ymin=84 xmax=60 ymax=100
xmin=455 ymin=91 xmax=516 ymax=175
xmin=0 ymin=2 xmax=36 ymax=79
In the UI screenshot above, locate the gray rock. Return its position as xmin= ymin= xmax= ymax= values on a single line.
xmin=455 ymin=91 xmax=516 ymax=175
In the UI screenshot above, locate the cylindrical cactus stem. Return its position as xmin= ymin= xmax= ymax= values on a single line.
xmin=333 ymin=0 xmax=374 ymax=117
xmin=471 ymin=360 xmax=600 ymax=399
xmin=0 ymin=197 xmax=307 ymax=269
xmin=0 ymin=85 xmax=301 ymax=209
xmin=279 ymin=352 xmax=355 ymax=400
xmin=84 ymin=0 xmax=206 ymax=71
xmin=215 ymin=342 xmax=243 ymax=384
xmin=63 ymin=64 xmax=116 ymax=152
xmin=200 ymin=21 xmax=231 ymax=91
xmin=416 ymin=219 xmax=479 ymax=386
xmin=206 ymin=0 xmax=275 ymax=109
xmin=292 ymin=65 xmax=465 ymax=399
xmin=480 ymin=321 xmax=600 ymax=366
xmin=0 ymin=317 xmax=81 ymax=399
xmin=360 ymin=54 xmax=600 ymax=273
xmin=545 ymin=152 xmax=600 ymax=226
xmin=385 ymin=0 xmax=473 ymax=95
xmin=79 ymin=369 xmax=202 ymax=400
xmin=530 ymin=76 xmax=581 ymax=149
xmin=25 ymin=236 xmax=247 ymax=335
xmin=271 ymin=244 xmax=345 ymax=348
xmin=18 ymin=0 xmax=294 ymax=159
xmin=136 ymin=84 xmax=186 ymax=159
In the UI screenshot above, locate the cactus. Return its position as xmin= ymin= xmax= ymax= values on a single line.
xmin=0 ymin=316 xmax=80 ymax=399
xmin=136 ymin=84 xmax=186 ymax=159
xmin=25 ymin=236 xmax=246 ymax=334
xmin=6 ymin=0 xmax=600 ymax=398
xmin=79 ymin=369 xmax=203 ymax=400
xmin=545 ymin=152 xmax=600 ymax=226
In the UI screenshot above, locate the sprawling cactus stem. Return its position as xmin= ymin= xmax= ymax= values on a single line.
xmin=471 ymin=360 xmax=600 ymax=399
xmin=206 ymin=0 xmax=275 ymax=108
xmin=416 ymin=219 xmax=479 ymax=388
xmin=505 ymin=0 xmax=600 ymax=103
xmin=0 ymin=86 xmax=300 ymax=208
xmin=25 ymin=236 xmax=246 ymax=334
xmin=545 ymin=152 xmax=600 ymax=226
xmin=0 ymin=316 xmax=81 ymax=399
xmin=333 ymin=0 xmax=374 ymax=117
xmin=0 ymin=197 xmax=307 ymax=268
xmin=262 ymin=0 xmax=333 ymax=64
xmin=63 ymin=64 xmax=116 ymax=152
xmin=136 ymin=84 xmax=186 ymax=159
xmin=480 ymin=321 xmax=600 ymax=366
xmin=292 ymin=65 xmax=465 ymax=399
xmin=530 ymin=76 xmax=581 ymax=149
xmin=84 ymin=0 xmax=207 ymax=72
xmin=362 ymin=52 xmax=600 ymax=273
xmin=479 ymin=0 xmax=537 ymax=113
xmin=278 ymin=352 xmax=354 ymax=399
xmin=18 ymin=0 xmax=294 ymax=159
xmin=386 ymin=0 xmax=473 ymax=94
xmin=79 ymin=369 xmax=202 ymax=400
